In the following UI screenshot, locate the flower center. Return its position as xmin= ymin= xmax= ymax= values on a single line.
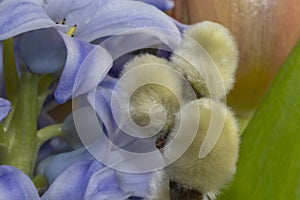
xmin=67 ymin=25 xmax=77 ymax=37
xmin=59 ymin=18 xmax=66 ymax=25
xmin=56 ymin=18 xmax=77 ymax=37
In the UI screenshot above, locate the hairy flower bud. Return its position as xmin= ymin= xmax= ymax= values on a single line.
xmin=164 ymin=98 xmax=239 ymax=198
xmin=119 ymin=54 xmax=183 ymax=138
xmin=171 ymin=21 xmax=238 ymax=99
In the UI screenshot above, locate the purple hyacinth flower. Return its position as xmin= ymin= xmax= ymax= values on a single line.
xmin=0 ymin=0 xmax=182 ymax=103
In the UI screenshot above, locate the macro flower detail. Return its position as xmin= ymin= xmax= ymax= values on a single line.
xmin=0 ymin=97 xmax=10 ymax=121
xmin=118 ymin=54 xmax=182 ymax=140
xmin=0 ymin=161 xmax=150 ymax=200
xmin=0 ymin=0 xmax=256 ymax=199
xmin=42 ymin=160 xmax=137 ymax=200
xmin=163 ymin=98 xmax=239 ymax=199
xmin=43 ymin=150 xmax=153 ymax=199
xmin=0 ymin=165 xmax=40 ymax=200
xmin=107 ymin=21 xmax=240 ymax=199
xmin=0 ymin=0 xmax=182 ymax=103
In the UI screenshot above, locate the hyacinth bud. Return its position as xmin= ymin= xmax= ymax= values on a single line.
xmin=171 ymin=21 xmax=238 ymax=99
xmin=164 ymin=98 xmax=239 ymax=199
xmin=18 ymin=28 xmax=67 ymax=74
xmin=118 ymin=54 xmax=183 ymax=139
xmin=145 ymin=98 xmax=239 ymax=199
xmin=175 ymin=0 xmax=300 ymax=116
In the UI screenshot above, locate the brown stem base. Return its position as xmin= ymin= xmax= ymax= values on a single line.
xmin=170 ymin=180 xmax=203 ymax=200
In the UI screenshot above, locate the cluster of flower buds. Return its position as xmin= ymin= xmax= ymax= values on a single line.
xmin=117 ymin=21 xmax=240 ymax=199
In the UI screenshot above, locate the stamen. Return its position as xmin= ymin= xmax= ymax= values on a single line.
xmin=67 ymin=25 xmax=77 ymax=37
xmin=59 ymin=18 xmax=66 ymax=25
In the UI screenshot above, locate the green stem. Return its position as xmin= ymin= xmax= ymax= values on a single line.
xmin=0 ymin=123 xmax=7 ymax=145
xmin=2 ymin=103 xmax=16 ymax=134
xmin=1 ymin=72 xmax=39 ymax=177
xmin=3 ymin=38 xmax=19 ymax=101
xmin=37 ymin=74 xmax=55 ymax=114
xmin=37 ymin=124 xmax=64 ymax=145
xmin=33 ymin=174 xmax=49 ymax=196
xmin=0 ymin=124 xmax=7 ymax=160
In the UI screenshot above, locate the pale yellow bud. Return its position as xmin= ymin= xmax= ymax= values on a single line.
xmin=171 ymin=21 xmax=238 ymax=99
xmin=164 ymin=98 xmax=239 ymax=197
xmin=119 ymin=54 xmax=183 ymax=138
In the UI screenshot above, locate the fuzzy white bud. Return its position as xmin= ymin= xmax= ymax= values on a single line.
xmin=171 ymin=21 xmax=239 ymax=99
xmin=118 ymin=54 xmax=184 ymax=138
xmin=164 ymin=98 xmax=239 ymax=197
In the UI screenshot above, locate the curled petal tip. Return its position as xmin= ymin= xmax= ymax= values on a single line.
xmin=0 ymin=97 xmax=11 ymax=121
xmin=54 ymin=35 xmax=113 ymax=103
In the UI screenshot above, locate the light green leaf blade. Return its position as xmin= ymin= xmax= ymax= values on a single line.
xmin=218 ymin=39 xmax=300 ymax=200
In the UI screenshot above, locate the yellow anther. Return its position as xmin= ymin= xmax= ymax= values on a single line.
xmin=59 ymin=18 xmax=66 ymax=25
xmin=67 ymin=25 xmax=77 ymax=37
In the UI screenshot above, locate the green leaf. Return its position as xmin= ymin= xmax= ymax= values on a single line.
xmin=218 ymin=39 xmax=300 ymax=199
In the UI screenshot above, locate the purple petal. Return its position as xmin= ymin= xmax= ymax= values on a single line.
xmin=54 ymin=34 xmax=113 ymax=103
xmin=87 ymin=77 xmax=118 ymax=135
xmin=76 ymin=0 xmax=181 ymax=49
xmin=116 ymin=171 xmax=152 ymax=197
xmin=0 ymin=0 xmax=56 ymax=40
xmin=84 ymin=168 xmax=130 ymax=200
xmin=42 ymin=160 xmax=103 ymax=200
xmin=44 ymin=0 xmax=110 ymax=33
xmin=0 ymin=97 xmax=10 ymax=121
xmin=0 ymin=165 xmax=40 ymax=200
xmin=88 ymin=79 xmax=158 ymax=152
xmin=36 ymin=137 xmax=69 ymax=162
xmin=87 ymin=77 xmax=166 ymax=172
xmin=44 ymin=148 xmax=93 ymax=184
xmin=43 ymin=0 xmax=94 ymax=24
xmin=136 ymin=0 xmax=174 ymax=11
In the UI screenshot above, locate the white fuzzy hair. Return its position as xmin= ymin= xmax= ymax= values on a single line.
xmin=171 ymin=21 xmax=239 ymax=99
xmin=145 ymin=170 xmax=170 ymax=200
xmin=119 ymin=54 xmax=183 ymax=138
xmin=163 ymin=98 xmax=239 ymax=196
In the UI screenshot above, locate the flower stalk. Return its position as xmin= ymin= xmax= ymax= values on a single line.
xmin=0 ymin=38 xmax=66 ymax=178
xmin=1 ymin=72 xmax=39 ymax=177
xmin=2 ymin=38 xmax=19 ymax=101
xmin=37 ymin=124 xmax=64 ymax=146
